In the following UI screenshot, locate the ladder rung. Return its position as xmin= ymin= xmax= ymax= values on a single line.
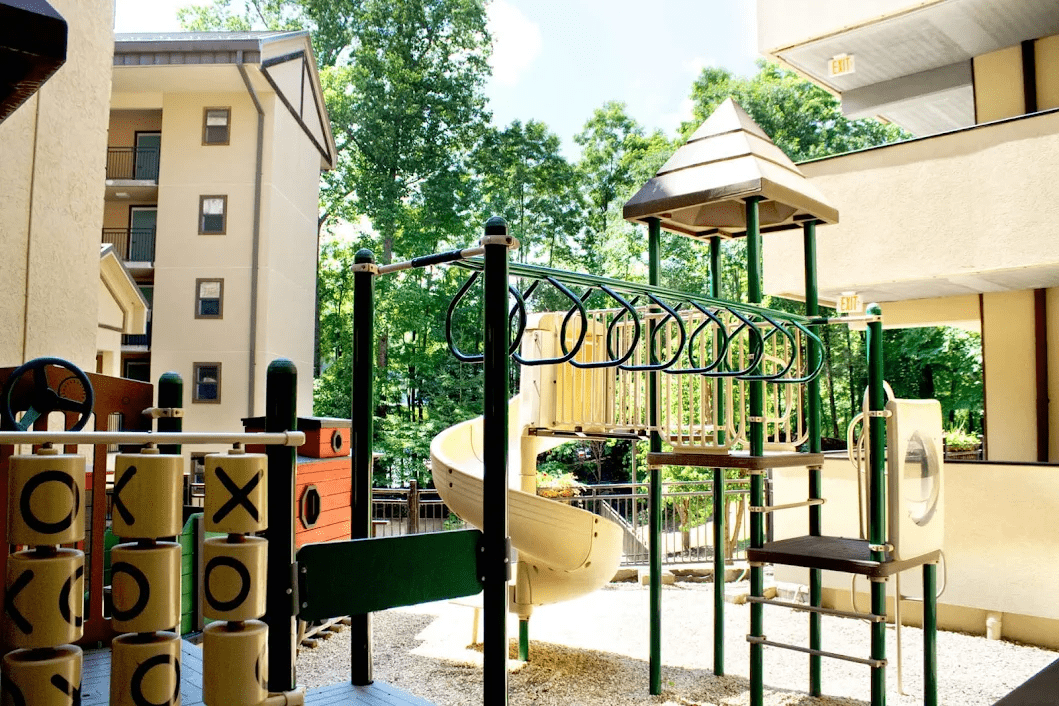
xmin=750 ymin=499 xmax=825 ymax=513
xmin=747 ymin=636 xmax=886 ymax=668
xmin=746 ymin=596 xmax=885 ymax=622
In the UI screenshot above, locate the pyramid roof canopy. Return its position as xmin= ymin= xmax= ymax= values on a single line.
xmin=623 ymin=98 xmax=838 ymax=238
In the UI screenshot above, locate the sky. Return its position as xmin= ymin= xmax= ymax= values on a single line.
xmin=114 ymin=0 xmax=760 ymax=157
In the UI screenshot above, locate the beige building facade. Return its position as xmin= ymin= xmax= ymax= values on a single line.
xmin=0 ymin=0 xmax=118 ymax=372
xmin=104 ymin=32 xmax=335 ymax=444
xmin=756 ymin=0 xmax=1059 ymax=647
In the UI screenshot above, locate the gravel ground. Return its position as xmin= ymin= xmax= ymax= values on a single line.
xmin=297 ymin=582 xmax=1058 ymax=705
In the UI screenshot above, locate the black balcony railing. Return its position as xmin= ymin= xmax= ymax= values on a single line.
xmin=106 ymin=146 xmax=160 ymax=181
xmin=122 ymin=319 xmax=152 ymax=348
xmin=102 ymin=227 xmax=156 ymax=262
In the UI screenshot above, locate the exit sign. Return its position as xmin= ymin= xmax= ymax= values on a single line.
xmin=829 ymin=54 xmax=855 ymax=77
xmin=837 ymin=293 xmax=863 ymax=314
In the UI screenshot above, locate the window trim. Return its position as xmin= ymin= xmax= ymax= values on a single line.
xmin=194 ymin=278 xmax=224 ymax=319
xmin=202 ymin=107 xmax=231 ymax=146
xmin=198 ymin=194 xmax=227 ymax=235
xmin=192 ymin=362 xmax=222 ymax=404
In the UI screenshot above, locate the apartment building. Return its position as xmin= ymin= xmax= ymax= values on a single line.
xmin=755 ymin=0 xmax=1059 ymax=647
xmin=104 ymin=31 xmax=335 ymax=441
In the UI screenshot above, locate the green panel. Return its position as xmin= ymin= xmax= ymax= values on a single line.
xmin=297 ymin=529 xmax=484 ymax=621
xmin=102 ymin=528 xmax=122 ymax=586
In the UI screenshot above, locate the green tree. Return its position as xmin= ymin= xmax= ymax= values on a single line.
xmin=177 ymin=0 xmax=303 ymax=32
xmin=470 ymin=120 xmax=583 ymax=267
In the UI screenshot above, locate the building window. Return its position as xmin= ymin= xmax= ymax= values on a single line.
xmin=203 ymin=107 xmax=230 ymax=145
xmin=199 ymin=195 xmax=227 ymax=234
xmin=195 ymin=278 xmax=224 ymax=319
xmin=193 ymin=363 xmax=221 ymax=403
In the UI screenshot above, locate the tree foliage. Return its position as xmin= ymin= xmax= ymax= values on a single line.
xmin=175 ymin=2 xmax=983 ymax=487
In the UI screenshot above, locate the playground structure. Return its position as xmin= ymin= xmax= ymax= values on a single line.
xmin=0 ymin=101 xmax=949 ymax=706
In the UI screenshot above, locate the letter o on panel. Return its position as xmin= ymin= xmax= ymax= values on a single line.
xmin=110 ymin=542 xmax=181 ymax=634
xmin=110 ymin=632 xmax=181 ymax=706
xmin=202 ymin=536 xmax=266 ymax=621
xmin=8 ymin=451 xmax=85 ymax=545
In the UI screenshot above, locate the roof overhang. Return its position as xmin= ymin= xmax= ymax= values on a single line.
xmin=763 ymin=0 xmax=1059 ymax=135
xmin=624 ymin=99 xmax=838 ymax=238
xmin=100 ymin=245 xmax=148 ymax=335
xmin=0 ymin=0 xmax=66 ymax=124
xmin=112 ymin=31 xmax=337 ymax=170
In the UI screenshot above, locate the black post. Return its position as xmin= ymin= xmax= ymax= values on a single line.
xmin=157 ymin=371 xmax=182 ymax=455
xmin=351 ymin=248 xmax=376 ymax=685
xmin=482 ymin=216 xmax=511 ymax=705
xmin=264 ymin=358 xmax=297 ymax=692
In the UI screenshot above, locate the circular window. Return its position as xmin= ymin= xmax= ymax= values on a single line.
xmin=903 ymin=431 xmax=940 ymax=526
xmin=300 ymin=485 xmax=321 ymax=529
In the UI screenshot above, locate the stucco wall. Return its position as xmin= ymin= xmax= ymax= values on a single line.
xmin=259 ymin=93 xmax=319 ymax=417
xmin=772 ymin=455 xmax=1059 ymax=648
xmin=0 ymin=0 xmax=113 ymax=369
xmin=981 ymin=290 xmax=1037 ymax=462
xmin=762 ymin=110 xmax=1059 ymax=304
xmin=1048 ymin=287 xmax=1059 ymax=462
xmin=151 ymin=90 xmax=257 ymax=435
xmin=107 ymin=109 xmax=163 ymax=147
xmin=973 ymin=45 xmax=1024 ymax=123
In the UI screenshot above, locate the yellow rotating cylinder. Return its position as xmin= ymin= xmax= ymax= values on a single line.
xmin=111 ymin=452 xmax=184 ymax=539
xmin=110 ymin=632 xmax=181 ymax=706
xmin=7 ymin=449 xmax=85 ymax=546
xmin=4 ymin=548 xmax=84 ymax=649
xmin=110 ymin=542 xmax=182 ymax=634
xmin=202 ymin=536 xmax=267 ymax=622
xmin=205 ymin=450 xmax=267 ymax=534
xmin=202 ymin=620 xmax=268 ymax=706
xmin=2 ymin=645 xmax=82 ymax=706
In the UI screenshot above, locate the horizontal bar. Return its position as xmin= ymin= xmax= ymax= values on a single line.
xmin=746 ymin=596 xmax=885 ymax=622
xmin=0 ymin=431 xmax=306 ymax=446
xmin=377 ymin=246 xmax=485 ymax=275
xmin=454 ymin=258 xmax=814 ymax=325
xmin=811 ymin=314 xmax=882 ymax=325
xmin=746 ymin=636 xmax=885 ymax=668
xmin=749 ymin=499 xmax=825 ymax=513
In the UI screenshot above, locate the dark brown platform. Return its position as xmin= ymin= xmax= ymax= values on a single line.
xmin=82 ymin=639 xmax=434 ymax=705
xmin=646 ymin=450 xmax=824 ymax=470
xmin=746 ymin=535 xmax=940 ymax=578
xmin=994 ymin=657 xmax=1059 ymax=705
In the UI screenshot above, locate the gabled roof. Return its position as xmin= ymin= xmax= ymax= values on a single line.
xmin=623 ymin=98 xmax=838 ymax=238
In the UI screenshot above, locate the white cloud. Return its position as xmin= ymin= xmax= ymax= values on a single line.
xmin=487 ymin=0 xmax=542 ymax=87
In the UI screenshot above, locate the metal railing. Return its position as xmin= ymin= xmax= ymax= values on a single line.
xmin=102 ymin=227 xmax=155 ymax=262
xmin=106 ymin=146 xmax=160 ymax=180
xmin=369 ymin=478 xmax=751 ymax=566
xmin=121 ymin=319 xmax=152 ymax=348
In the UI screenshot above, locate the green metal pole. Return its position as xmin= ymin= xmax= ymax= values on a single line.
xmin=482 ymin=217 xmax=512 ymax=705
xmin=351 ymin=248 xmax=376 ymax=685
xmin=648 ymin=217 xmax=663 ymax=696
xmin=710 ymin=235 xmax=725 ymax=676
xmin=866 ymin=302 xmax=887 ymax=706
xmin=264 ymin=359 xmax=297 ymax=693
xmin=157 ymin=372 xmax=182 ymax=456
xmin=803 ymin=221 xmax=823 ymax=695
xmin=746 ymin=197 xmax=765 ymax=706
xmin=924 ymin=563 xmax=938 ymax=706
xmin=518 ymin=619 xmax=529 ymax=662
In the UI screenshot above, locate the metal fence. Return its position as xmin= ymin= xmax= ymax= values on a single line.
xmin=106 ymin=146 xmax=160 ymax=180
xmin=102 ymin=227 xmax=156 ymax=262
xmin=369 ymin=478 xmax=752 ymax=566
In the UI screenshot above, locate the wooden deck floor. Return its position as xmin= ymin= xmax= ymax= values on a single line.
xmin=81 ymin=639 xmax=433 ymax=705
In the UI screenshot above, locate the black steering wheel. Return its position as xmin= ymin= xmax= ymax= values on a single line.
xmin=1 ymin=357 xmax=95 ymax=432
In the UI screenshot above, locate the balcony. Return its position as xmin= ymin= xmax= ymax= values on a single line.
xmin=121 ymin=319 xmax=152 ymax=350
xmin=105 ymin=146 xmax=159 ymax=201
xmin=102 ymin=227 xmax=155 ymax=265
